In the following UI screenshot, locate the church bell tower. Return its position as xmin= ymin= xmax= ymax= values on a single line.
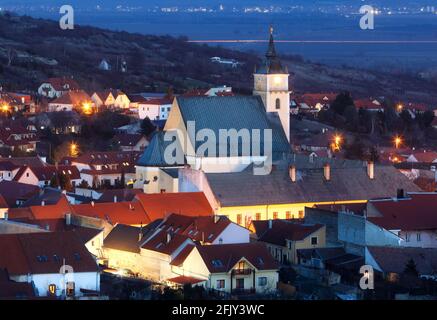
xmin=253 ymin=26 xmax=291 ymax=142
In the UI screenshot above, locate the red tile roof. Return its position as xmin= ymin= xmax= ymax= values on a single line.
xmin=50 ymin=90 xmax=92 ymax=106
xmin=0 ymin=194 xmax=8 ymax=208
xmin=133 ymin=192 xmax=214 ymax=222
xmin=14 ymin=165 xmax=81 ymax=182
xmin=170 ymin=244 xmax=195 ymax=266
xmin=197 ymin=243 xmax=279 ymax=273
xmin=141 ymin=229 xmax=190 ymax=255
xmin=251 ymin=220 xmax=324 ymax=246
xmin=159 ymin=214 xmax=231 ymax=244
xmin=45 ymin=78 xmax=80 ymax=91
xmin=296 ymin=93 xmax=337 ymax=107
xmin=354 ymin=98 xmax=382 ymax=110
xmin=8 ymin=196 xmax=72 ymax=220
xmin=70 ymin=151 xmax=141 ymax=167
xmin=167 ymin=275 xmax=205 ymax=285
xmin=409 ymin=151 xmax=437 ymax=163
xmin=72 ymin=201 xmax=150 ymax=226
xmin=368 ymin=193 xmax=437 ymax=230
xmin=0 ymin=232 xmax=98 ymax=276
xmin=0 ymin=181 xmax=40 ymax=207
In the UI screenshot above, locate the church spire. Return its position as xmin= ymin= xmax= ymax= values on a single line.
xmin=266 ymin=25 xmax=277 ymax=59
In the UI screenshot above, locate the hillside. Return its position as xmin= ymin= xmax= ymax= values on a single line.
xmin=0 ymin=12 xmax=436 ymax=104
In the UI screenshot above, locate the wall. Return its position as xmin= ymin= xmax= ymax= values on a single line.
xmin=400 ymin=230 xmax=437 ymax=248
xmin=212 ymin=223 xmax=250 ymax=245
xmin=304 ymin=207 xmax=340 ymax=245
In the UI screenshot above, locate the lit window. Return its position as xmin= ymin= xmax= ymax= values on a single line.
xmin=236 ymin=214 xmax=242 ymax=225
xmin=285 ymin=211 xmax=291 ymax=219
xmin=255 ymin=213 xmax=261 ymax=220
xmin=273 ymin=212 xmax=278 ymax=219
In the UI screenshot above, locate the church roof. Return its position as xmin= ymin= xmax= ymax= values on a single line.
xmin=256 ymin=27 xmax=288 ymax=75
xmin=204 ymin=156 xmax=421 ymax=207
xmin=176 ymin=95 xmax=290 ymax=158
xmin=136 ymin=131 xmax=185 ymax=167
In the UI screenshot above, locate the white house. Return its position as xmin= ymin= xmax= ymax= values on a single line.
xmin=0 ymin=161 xmax=20 ymax=182
xmin=0 ymin=232 xmax=100 ymax=298
xmin=38 ymin=78 xmax=80 ymax=99
xmin=91 ymin=90 xmax=130 ymax=110
xmin=13 ymin=165 xmax=81 ymax=188
xmin=138 ymin=98 xmax=173 ymax=120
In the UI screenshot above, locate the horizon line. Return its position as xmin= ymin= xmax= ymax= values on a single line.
xmin=187 ymin=39 xmax=437 ymax=44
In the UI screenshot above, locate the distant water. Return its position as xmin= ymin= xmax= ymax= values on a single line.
xmin=16 ymin=10 xmax=437 ymax=72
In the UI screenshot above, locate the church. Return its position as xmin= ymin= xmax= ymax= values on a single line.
xmin=135 ymin=27 xmax=292 ymax=193
xmin=134 ymin=28 xmax=419 ymax=228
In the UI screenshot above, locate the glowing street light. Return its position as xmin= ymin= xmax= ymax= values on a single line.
xmin=397 ymin=104 xmax=403 ymax=112
xmin=394 ymin=136 xmax=402 ymax=149
xmin=82 ymin=102 xmax=92 ymax=115
xmin=70 ymin=143 xmax=78 ymax=157
xmin=1 ymin=104 xmax=9 ymax=113
xmin=331 ymin=134 xmax=343 ymax=152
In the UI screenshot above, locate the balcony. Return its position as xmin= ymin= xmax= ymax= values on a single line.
xmin=231 ymin=268 xmax=252 ymax=276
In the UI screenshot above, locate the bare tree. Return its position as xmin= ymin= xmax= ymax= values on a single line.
xmin=6 ymin=48 xmax=16 ymax=67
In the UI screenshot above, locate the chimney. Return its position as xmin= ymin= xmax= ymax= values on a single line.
xmin=268 ymin=219 xmax=273 ymax=229
xmin=41 ymin=200 xmax=45 ymax=206
xmin=62 ymin=190 xmax=67 ymax=195
xmin=114 ymin=195 xmax=117 ymax=203
xmin=166 ymin=232 xmax=172 ymax=244
xmin=397 ymin=189 xmax=405 ymax=199
xmin=323 ymin=163 xmax=331 ymax=181
xmin=214 ymin=215 xmax=220 ymax=224
xmin=65 ymin=213 xmax=72 ymax=226
xmin=139 ymin=228 xmax=143 ymax=242
xmin=91 ymin=201 xmax=95 ymax=207
xmin=367 ymin=161 xmax=374 ymax=180
xmin=289 ymin=165 xmax=296 ymax=183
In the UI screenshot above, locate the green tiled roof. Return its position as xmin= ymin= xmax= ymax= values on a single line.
xmin=177 ymin=95 xmax=290 ymax=158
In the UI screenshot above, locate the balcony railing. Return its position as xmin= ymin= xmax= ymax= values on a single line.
xmin=231 ymin=268 xmax=252 ymax=276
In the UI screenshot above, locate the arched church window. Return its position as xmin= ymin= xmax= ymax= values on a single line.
xmin=275 ymin=98 xmax=281 ymax=110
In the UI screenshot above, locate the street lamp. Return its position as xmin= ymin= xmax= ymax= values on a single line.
xmin=331 ymin=134 xmax=343 ymax=151
xmin=82 ymin=102 xmax=92 ymax=115
xmin=1 ymin=104 xmax=9 ymax=113
xmin=397 ymin=104 xmax=403 ymax=112
xmin=394 ymin=136 xmax=402 ymax=149
xmin=70 ymin=143 xmax=78 ymax=157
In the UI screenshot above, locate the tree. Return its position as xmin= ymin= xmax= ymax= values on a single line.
xmin=140 ymin=117 xmax=156 ymax=136
xmin=50 ymin=175 xmax=60 ymax=189
xmin=59 ymin=173 xmax=73 ymax=192
xmin=344 ymin=105 xmax=359 ymax=131
xmin=331 ymin=92 xmax=354 ymax=115
xmin=78 ymin=180 xmax=89 ymax=189
xmin=404 ymin=258 xmax=419 ymax=277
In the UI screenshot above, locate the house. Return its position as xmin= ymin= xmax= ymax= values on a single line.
xmin=103 ymin=224 xmax=195 ymax=282
xmin=132 ymin=192 xmax=214 ymax=222
xmin=179 ymin=157 xmax=421 ymax=227
xmin=113 ymin=133 xmax=148 ymax=151
xmin=35 ymin=111 xmax=82 ymax=135
xmin=172 ymin=243 xmax=279 ymax=295
xmin=407 ymin=151 xmax=437 ymax=164
xmin=0 ymin=161 xmax=20 ymax=181
xmin=250 ymin=219 xmax=326 ymax=264
xmin=38 ymin=77 xmax=80 ymax=99
xmin=48 ymin=90 xmax=94 ymax=113
xmin=0 ymin=181 xmax=40 ymax=208
xmin=98 ymin=59 xmax=111 ymax=71
xmin=91 ymin=90 xmax=130 ymax=110
xmin=0 ymin=92 xmax=36 ymax=114
xmin=367 ymin=193 xmax=437 ymax=249
xmin=137 ymin=97 xmax=173 ymax=120
xmin=155 ymin=213 xmax=250 ymax=245
xmin=354 ymin=98 xmax=383 ymax=112
xmin=183 ymin=86 xmax=234 ymax=98
xmin=65 ymin=151 xmax=141 ymax=188
xmin=294 ymin=93 xmax=337 ymax=113
xmin=13 ymin=165 xmax=81 ymax=188
xmin=0 ymin=123 xmax=39 ymax=153
xmin=296 ymin=247 xmax=363 ymax=285
xmin=365 ymin=246 xmax=437 ymax=282
xmin=0 ymin=232 xmax=100 ymax=298
xmin=72 ymin=201 xmax=150 ymax=227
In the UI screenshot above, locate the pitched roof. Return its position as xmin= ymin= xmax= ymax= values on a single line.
xmin=133 ymin=192 xmax=214 ymax=221
xmin=8 ymin=196 xmax=72 ymax=220
xmin=0 ymin=232 xmax=98 ymax=276
xmin=71 ymin=151 xmax=141 ymax=167
xmin=114 ymin=133 xmax=146 ymax=147
xmin=256 ymin=28 xmax=287 ymax=74
xmin=174 ymin=96 xmax=290 ymax=158
xmin=252 ymin=220 xmax=324 ymax=246
xmin=368 ymin=193 xmax=437 ymax=230
xmin=0 ymin=194 xmax=8 ymax=208
xmin=103 ymin=224 xmax=142 ymax=253
xmin=409 ymin=151 xmax=437 ymax=163
xmin=45 ymin=78 xmax=80 ymax=91
xmin=197 ymin=243 xmax=279 ymax=273
xmin=50 ymin=90 xmax=92 ymax=106
xmin=0 ymin=269 xmax=35 ymax=299
xmin=157 ymin=214 xmax=232 ymax=244
xmin=367 ymin=246 xmax=437 ymax=275
xmin=72 ymin=201 xmax=150 ymax=226
xmin=205 ymin=157 xmax=421 ymax=207
xmin=143 ymin=98 xmax=172 ymax=105
xmin=14 ymin=165 xmax=81 ymax=182
xmin=167 ymin=275 xmax=205 ymax=285
xmin=136 ymin=131 xmax=185 ymax=167
xmin=0 ymin=181 xmax=40 ymax=208
xmin=141 ymin=229 xmax=190 ymax=255
xmin=0 ymin=156 xmax=46 ymax=167
xmin=96 ymin=189 xmax=143 ymax=203
xmin=170 ymin=244 xmax=195 ymax=266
